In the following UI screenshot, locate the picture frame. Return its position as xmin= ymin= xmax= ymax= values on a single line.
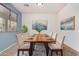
xmin=32 ymin=20 xmax=48 ymax=32
xmin=60 ymin=16 xmax=75 ymax=30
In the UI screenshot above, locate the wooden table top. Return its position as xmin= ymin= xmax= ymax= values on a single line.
xmin=23 ymin=34 xmax=55 ymax=43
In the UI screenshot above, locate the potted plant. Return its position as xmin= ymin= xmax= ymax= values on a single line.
xmin=22 ymin=25 xmax=28 ymax=33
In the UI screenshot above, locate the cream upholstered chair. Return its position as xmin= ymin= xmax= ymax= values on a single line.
xmin=49 ymin=33 xmax=57 ymax=43
xmin=30 ymin=30 xmax=38 ymax=35
xmin=48 ymin=32 xmax=53 ymax=38
xmin=40 ymin=30 xmax=49 ymax=37
xmin=48 ymin=36 xmax=65 ymax=56
xmin=16 ymin=34 xmax=31 ymax=56
xmin=52 ymin=33 xmax=57 ymax=42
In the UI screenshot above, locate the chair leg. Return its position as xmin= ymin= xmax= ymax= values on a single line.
xmin=60 ymin=50 xmax=63 ymax=56
xmin=51 ymin=50 xmax=53 ymax=56
xmin=29 ymin=49 xmax=32 ymax=56
xmin=29 ymin=42 xmax=33 ymax=56
xmin=17 ymin=49 xmax=20 ymax=56
xmin=29 ymin=50 xmax=30 ymax=56
xmin=44 ymin=43 xmax=49 ymax=56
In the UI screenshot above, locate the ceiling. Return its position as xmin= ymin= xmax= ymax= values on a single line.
xmin=12 ymin=3 xmax=67 ymax=13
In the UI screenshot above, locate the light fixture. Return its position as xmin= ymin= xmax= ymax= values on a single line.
xmin=36 ymin=3 xmax=43 ymax=6
xmin=24 ymin=4 xmax=29 ymax=7
xmin=9 ymin=10 xmax=11 ymax=28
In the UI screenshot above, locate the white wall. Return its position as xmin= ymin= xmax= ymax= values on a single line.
xmin=22 ymin=13 xmax=57 ymax=35
xmin=22 ymin=4 xmax=79 ymax=52
xmin=57 ymin=4 xmax=79 ymax=52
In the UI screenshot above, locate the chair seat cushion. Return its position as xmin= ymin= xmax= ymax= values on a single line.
xmin=48 ymin=42 xmax=62 ymax=49
xmin=19 ymin=43 xmax=30 ymax=49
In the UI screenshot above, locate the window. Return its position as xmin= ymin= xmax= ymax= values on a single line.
xmin=0 ymin=4 xmax=17 ymax=32
xmin=0 ymin=18 xmax=4 ymax=32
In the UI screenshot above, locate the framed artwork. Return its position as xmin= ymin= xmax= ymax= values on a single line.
xmin=32 ymin=20 xmax=48 ymax=32
xmin=60 ymin=16 xmax=75 ymax=30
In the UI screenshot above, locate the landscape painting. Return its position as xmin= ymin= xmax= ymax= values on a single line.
xmin=32 ymin=20 xmax=48 ymax=32
xmin=60 ymin=16 xmax=75 ymax=30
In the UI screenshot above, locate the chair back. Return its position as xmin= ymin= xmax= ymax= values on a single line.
xmin=29 ymin=30 xmax=38 ymax=36
xmin=54 ymin=34 xmax=57 ymax=41
xmin=16 ymin=34 xmax=24 ymax=48
xmin=16 ymin=33 xmax=31 ymax=48
xmin=61 ymin=36 xmax=65 ymax=48
xmin=51 ymin=33 xmax=57 ymax=41
xmin=54 ymin=35 xmax=66 ymax=48
xmin=50 ymin=32 xmax=53 ymax=38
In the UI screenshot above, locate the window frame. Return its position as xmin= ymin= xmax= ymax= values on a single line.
xmin=0 ymin=3 xmax=18 ymax=32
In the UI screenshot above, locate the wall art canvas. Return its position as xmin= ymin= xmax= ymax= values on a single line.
xmin=60 ymin=16 xmax=75 ymax=30
xmin=32 ymin=20 xmax=48 ymax=32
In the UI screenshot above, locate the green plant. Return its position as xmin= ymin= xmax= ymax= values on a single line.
xmin=22 ymin=25 xmax=28 ymax=33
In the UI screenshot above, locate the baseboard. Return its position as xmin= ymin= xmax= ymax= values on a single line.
xmin=63 ymin=44 xmax=79 ymax=56
xmin=0 ymin=43 xmax=17 ymax=55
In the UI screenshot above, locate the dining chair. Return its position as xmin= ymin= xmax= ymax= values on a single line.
xmin=30 ymin=30 xmax=38 ymax=35
xmin=48 ymin=33 xmax=57 ymax=44
xmin=49 ymin=33 xmax=57 ymax=43
xmin=16 ymin=34 xmax=31 ymax=56
xmin=48 ymin=36 xmax=65 ymax=56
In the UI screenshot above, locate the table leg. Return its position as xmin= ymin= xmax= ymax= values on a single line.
xmin=29 ymin=42 xmax=33 ymax=56
xmin=17 ymin=49 xmax=19 ymax=56
xmin=44 ymin=43 xmax=49 ymax=56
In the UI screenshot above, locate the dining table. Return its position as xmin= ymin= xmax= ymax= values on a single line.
xmin=23 ymin=34 xmax=55 ymax=56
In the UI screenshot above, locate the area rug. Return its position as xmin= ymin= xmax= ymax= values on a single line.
xmin=17 ymin=43 xmax=48 ymax=56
